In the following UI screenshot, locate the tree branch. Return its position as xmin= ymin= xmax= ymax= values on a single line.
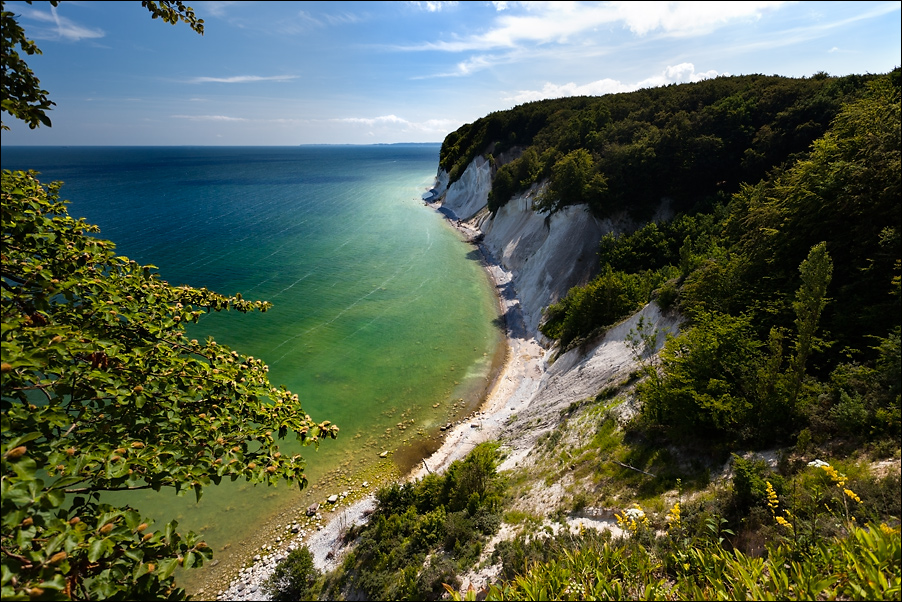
xmin=64 ymin=484 xmax=154 ymax=494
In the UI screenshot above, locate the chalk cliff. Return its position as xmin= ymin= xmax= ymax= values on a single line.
xmin=431 ymin=158 xmax=637 ymax=339
xmin=427 ymin=154 xmax=684 ymax=458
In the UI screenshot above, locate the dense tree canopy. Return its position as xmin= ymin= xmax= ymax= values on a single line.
xmin=441 ymin=73 xmax=882 ymax=218
xmin=536 ymin=70 xmax=900 ymax=448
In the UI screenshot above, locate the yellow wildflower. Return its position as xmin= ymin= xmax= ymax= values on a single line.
xmin=766 ymin=481 xmax=779 ymax=511
xmin=775 ymin=515 xmax=793 ymax=530
xmin=616 ymin=506 xmax=647 ymax=533
xmin=666 ymin=502 xmax=681 ymax=529
xmin=879 ymin=523 xmax=900 ymax=536
xmin=821 ymin=464 xmax=847 ymax=487
xmin=843 ymin=488 xmax=862 ymax=504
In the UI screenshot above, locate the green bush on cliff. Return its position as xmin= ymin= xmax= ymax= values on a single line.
xmin=325 ymin=443 xmax=506 ymax=601
xmin=264 ymin=547 xmax=321 ymax=601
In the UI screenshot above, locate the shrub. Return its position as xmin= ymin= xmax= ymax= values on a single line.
xmin=264 ymin=547 xmax=321 ymax=601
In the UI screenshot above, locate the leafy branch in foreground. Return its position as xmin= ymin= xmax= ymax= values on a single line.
xmin=1 ymin=170 xmax=338 ymax=600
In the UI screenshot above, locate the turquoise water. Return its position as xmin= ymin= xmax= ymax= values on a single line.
xmin=1 ymin=146 xmax=503 ymax=586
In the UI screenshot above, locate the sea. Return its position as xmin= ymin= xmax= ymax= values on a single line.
xmin=1 ymin=145 xmax=504 ymax=591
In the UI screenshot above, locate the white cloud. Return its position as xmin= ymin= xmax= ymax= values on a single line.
xmin=410 ymin=1 xmax=459 ymax=12
xmin=196 ymin=2 xmax=241 ymax=19
xmin=187 ymin=75 xmax=298 ymax=83
xmin=506 ymin=63 xmax=723 ymax=104
xmin=454 ymin=54 xmax=497 ymax=76
xmin=335 ymin=114 xmax=410 ymax=126
xmin=17 ymin=4 xmax=105 ymax=41
xmin=294 ymin=9 xmax=364 ymax=29
xmin=332 ymin=114 xmax=457 ymax=132
xmin=609 ymin=1 xmax=789 ymax=37
xmin=171 ymin=114 xmax=248 ymax=122
xmin=404 ymin=1 xmax=789 ymax=53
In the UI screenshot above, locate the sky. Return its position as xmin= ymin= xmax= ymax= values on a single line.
xmin=2 ymin=0 xmax=900 ymax=146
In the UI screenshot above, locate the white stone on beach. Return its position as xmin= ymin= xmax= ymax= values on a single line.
xmin=327 ymin=494 xmax=338 ymax=503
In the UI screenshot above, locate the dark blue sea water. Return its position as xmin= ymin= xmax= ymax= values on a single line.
xmin=1 ymin=146 xmax=503 ymax=589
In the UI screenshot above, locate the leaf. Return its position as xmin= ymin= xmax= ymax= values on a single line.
xmin=37 ymin=574 xmax=67 ymax=592
xmin=156 ymin=558 xmax=179 ymax=581
xmin=88 ymin=538 xmax=112 ymax=563
xmin=11 ymin=456 xmax=37 ymax=480
xmin=44 ymin=488 xmax=65 ymax=508
xmin=3 ymin=431 xmax=42 ymax=449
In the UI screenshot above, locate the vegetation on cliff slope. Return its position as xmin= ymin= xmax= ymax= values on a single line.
xmin=318 ymin=443 xmax=506 ymax=601
xmin=413 ymin=70 xmax=901 ymax=601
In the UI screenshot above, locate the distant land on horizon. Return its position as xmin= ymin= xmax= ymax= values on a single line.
xmin=1 ymin=142 xmax=443 ymax=148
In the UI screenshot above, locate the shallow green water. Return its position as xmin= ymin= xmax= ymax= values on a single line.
xmin=1 ymin=145 xmax=503 ymax=587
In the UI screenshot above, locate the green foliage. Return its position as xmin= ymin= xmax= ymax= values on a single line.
xmin=487 ymin=147 xmax=553 ymax=214
xmin=727 ymin=73 xmax=900 ymax=359
xmin=800 ymin=327 xmax=902 ymax=447
xmin=329 ymin=443 xmax=505 ymax=601
xmin=0 ymin=1 xmax=58 ymax=129
xmin=453 ymin=520 xmax=900 ymax=601
xmin=1 ymin=171 xmax=337 ymax=600
xmin=730 ymin=455 xmax=784 ymax=514
xmin=541 ymin=267 xmax=669 ymax=349
xmin=139 ymin=1 xmax=204 ymax=33
xmin=537 ymin=149 xmax=608 ymax=213
xmin=640 ymin=244 xmax=832 ymax=446
xmin=640 ymin=311 xmax=787 ymax=444
xmin=264 ymin=546 xmax=321 ymax=601
xmin=542 ymin=208 xmax=727 ymax=347
xmin=443 ymin=73 xmax=878 ymax=216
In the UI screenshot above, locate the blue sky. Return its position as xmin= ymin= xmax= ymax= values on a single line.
xmin=3 ymin=1 xmax=900 ymax=145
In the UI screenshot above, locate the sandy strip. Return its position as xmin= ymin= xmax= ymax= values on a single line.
xmin=407 ymin=249 xmax=546 ymax=479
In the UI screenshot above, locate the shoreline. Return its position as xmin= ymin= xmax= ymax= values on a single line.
xmin=407 ymin=200 xmax=547 ymax=479
xmin=214 ymin=191 xmax=547 ymax=601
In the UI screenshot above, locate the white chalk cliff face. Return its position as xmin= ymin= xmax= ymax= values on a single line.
xmin=433 ymin=158 xmax=634 ymax=338
xmin=438 ymin=156 xmax=493 ymax=221
xmin=429 ymin=159 xmax=683 ymax=551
